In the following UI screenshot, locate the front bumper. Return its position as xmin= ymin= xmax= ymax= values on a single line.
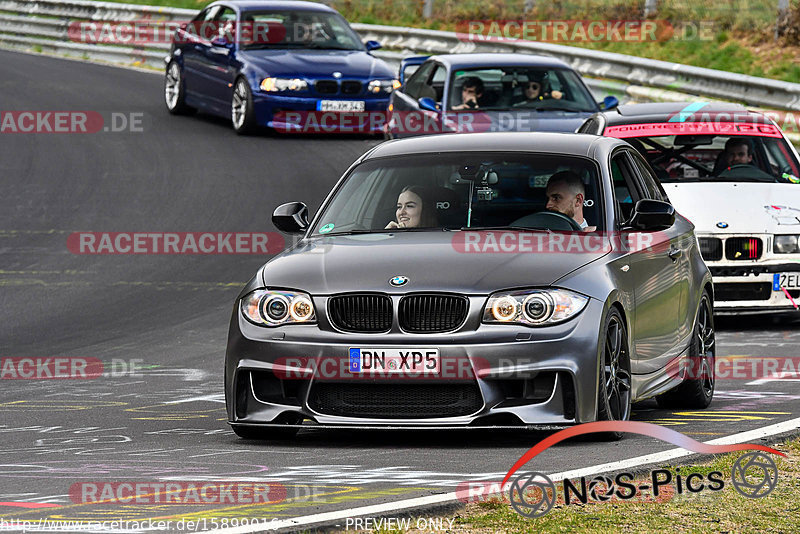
xmin=251 ymin=93 xmax=390 ymax=133
xmin=225 ymin=297 xmax=606 ymax=428
xmin=708 ymin=263 xmax=800 ymax=314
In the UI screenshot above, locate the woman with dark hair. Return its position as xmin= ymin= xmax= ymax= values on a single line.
xmin=385 ymin=185 xmax=438 ymax=229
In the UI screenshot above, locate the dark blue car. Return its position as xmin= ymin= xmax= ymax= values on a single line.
xmin=164 ymin=0 xmax=396 ymax=134
xmin=388 ymin=54 xmax=619 ymax=138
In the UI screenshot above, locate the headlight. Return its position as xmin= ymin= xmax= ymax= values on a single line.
xmin=260 ymin=78 xmax=308 ymax=92
xmin=483 ymin=289 xmax=589 ymax=326
xmin=367 ymin=79 xmax=401 ymax=93
xmin=241 ymin=289 xmax=316 ymax=326
xmin=774 ymin=235 xmax=799 ymax=254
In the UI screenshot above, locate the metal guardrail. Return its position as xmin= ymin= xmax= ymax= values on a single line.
xmin=2 ymin=0 xmax=800 ymax=113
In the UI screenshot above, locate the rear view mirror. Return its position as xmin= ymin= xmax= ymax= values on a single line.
xmin=272 ymin=202 xmax=309 ymax=234
xmin=628 ymin=199 xmax=675 ymax=231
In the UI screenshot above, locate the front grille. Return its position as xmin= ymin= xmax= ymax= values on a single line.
xmin=341 ymin=81 xmax=361 ymax=95
xmin=399 ymin=294 xmax=468 ymax=333
xmin=328 ymin=294 xmax=392 ymax=332
xmin=316 ymin=80 xmax=338 ymax=94
xmin=725 ymin=237 xmax=763 ymax=261
xmin=715 ymin=282 xmax=772 ymax=301
xmin=698 ymin=237 xmax=723 ymax=261
xmin=308 ymin=382 xmax=483 ymax=418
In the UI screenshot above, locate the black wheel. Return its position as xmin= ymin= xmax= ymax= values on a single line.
xmin=657 ymin=291 xmax=715 ymax=409
xmin=231 ymin=77 xmax=258 ymax=135
xmin=232 ymin=423 xmax=299 ymax=440
xmin=164 ymin=61 xmax=195 ymax=115
xmin=596 ymin=307 xmax=632 ymax=440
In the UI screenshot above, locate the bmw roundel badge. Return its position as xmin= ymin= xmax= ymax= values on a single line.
xmin=389 ymin=275 xmax=409 ymax=287
xmin=716 ymin=222 xmax=729 ymax=229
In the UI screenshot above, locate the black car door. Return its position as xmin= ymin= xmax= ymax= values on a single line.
xmin=610 ymin=149 xmax=681 ymax=374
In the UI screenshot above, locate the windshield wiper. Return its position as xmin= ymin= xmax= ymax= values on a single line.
xmin=304 ymin=43 xmax=359 ymax=50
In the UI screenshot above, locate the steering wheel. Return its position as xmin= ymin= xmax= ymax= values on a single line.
xmin=717 ymin=164 xmax=774 ymax=181
xmin=510 ymin=210 xmax=583 ymax=232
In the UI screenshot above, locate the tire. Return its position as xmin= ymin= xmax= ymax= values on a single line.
xmin=231 ymin=77 xmax=258 ymax=135
xmin=596 ymin=307 xmax=632 ymax=440
xmin=656 ymin=291 xmax=715 ymax=409
xmin=232 ymin=423 xmax=299 ymax=440
xmin=164 ymin=61 xmax=194 ymax=115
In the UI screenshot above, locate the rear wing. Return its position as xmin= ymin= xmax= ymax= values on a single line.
xmin=399 ymin=56 xmax=429 ymax=84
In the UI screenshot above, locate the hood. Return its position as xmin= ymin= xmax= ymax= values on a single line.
xmin=260 ymin=231 xmax=608 ymax=295
xmin=664 ymin=182 xmax=800 ymax=234
xmin=240 ymin=50 xmax=393 ymax=79
xmin=450 ymin=111 xmax=592 ymax=134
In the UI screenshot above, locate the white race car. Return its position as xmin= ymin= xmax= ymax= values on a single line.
xmin=580 ymin=102 xmax=800 ymax=314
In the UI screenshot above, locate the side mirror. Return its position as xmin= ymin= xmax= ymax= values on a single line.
xmin=272 ymin=202 xmax=309 ymax=234
xmin=628 ymin=199 xmax=675 ymax=231
xmin=418 ymin=97 xmax=438 ymax=112
xmin=365 ymin=40 xmax=382 ymax=51
xmin=600 ymin=95 xmax=619 ymax=110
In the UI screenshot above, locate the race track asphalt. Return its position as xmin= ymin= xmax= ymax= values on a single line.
xmin=1 ymin=49 xmax=799 ymax=533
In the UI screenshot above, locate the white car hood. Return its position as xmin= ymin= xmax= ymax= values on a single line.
xmin=663 ymin=182 xmax=800 ymax=234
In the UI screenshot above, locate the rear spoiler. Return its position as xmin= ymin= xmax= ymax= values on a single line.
xmin=399 ymin=56 xmax=430 ymax=84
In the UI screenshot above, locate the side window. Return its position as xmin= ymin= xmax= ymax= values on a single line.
xmin=217 ymin=7 xmax=236 ymax=21
xmin=610 ymin=152 xmax=643 ymax=224
xmin=630 ymin=152 xmax=667 ymax=202
xmin=215 ymin=7 xmax=237 ymax=40
xmin=425 ymin=65 xmax=445 ymax=102
xmin=403 ymin=61 xmax=435 ymax=100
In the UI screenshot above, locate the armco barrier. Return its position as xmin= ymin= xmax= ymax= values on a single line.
xmin=2 ymin=0 xmax=800 ymax=114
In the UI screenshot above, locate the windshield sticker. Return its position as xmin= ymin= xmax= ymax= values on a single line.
xmin=319 ymin=223 xmax=335 ymax=234
xmin=605 ymin=122 xmax=783 ymax=138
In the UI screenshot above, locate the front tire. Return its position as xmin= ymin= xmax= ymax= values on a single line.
xmin=656 ymin=291 xmax=715 ymax=409
xmin=596 ymin=307 xmax=632 ymax=440
xmin=231 ymin=77 xmax=258 ymax=135
xmin=164 ymin=61 xmax=194 ymax=115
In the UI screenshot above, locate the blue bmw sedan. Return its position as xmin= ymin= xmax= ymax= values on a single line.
xmin=164 ymin=0 xmax=397 ymax=134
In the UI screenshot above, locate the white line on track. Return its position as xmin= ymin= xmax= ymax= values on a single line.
xmin=205 ymin=416 xmax=800 ymax=534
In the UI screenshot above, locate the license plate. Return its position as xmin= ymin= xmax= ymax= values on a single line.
xmin=318 ymin=100 xmax=365 ymax=112
xmin=348 ymin=348 xmax=439 ymax=374
xmin=774 ymin=273 xmax=800 ymax=290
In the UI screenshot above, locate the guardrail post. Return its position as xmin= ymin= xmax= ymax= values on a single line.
xmin=776 ymin=0 xmax=789 ymax=40
xmin=643 ymin=0 xmax=657 ymax=17
xmin=422 ymin=0 xmax=433 ymax=20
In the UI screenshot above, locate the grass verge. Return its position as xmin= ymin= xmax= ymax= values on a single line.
xmin=441 ymin=435 xmax=800 ymax=533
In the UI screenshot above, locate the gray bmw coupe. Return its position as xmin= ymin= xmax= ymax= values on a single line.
xmin=225 ymin=132 xmax=715 ymax=439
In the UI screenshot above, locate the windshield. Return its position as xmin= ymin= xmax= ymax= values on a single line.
xmin=241 ymin=10 xmax=364 ymax=50
xmin=311 ymin=153 xmax=604 ymax=235
xmin=605 ymin=125 xmax=800 ymax=184
xmin=448 ymin=67 xmax=596 ymax=112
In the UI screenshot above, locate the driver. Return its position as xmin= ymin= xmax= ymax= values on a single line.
xmin=724 ymin=138 xmax=756 ymax=168
xmin=452 ymin=77 xmax=484 ymax=110
xmin=545 ymin=171 xmax=596 ymax=232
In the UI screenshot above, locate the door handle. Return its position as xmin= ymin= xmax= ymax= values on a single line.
xmin=668 ymin=247 xmax=682 ymax=261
